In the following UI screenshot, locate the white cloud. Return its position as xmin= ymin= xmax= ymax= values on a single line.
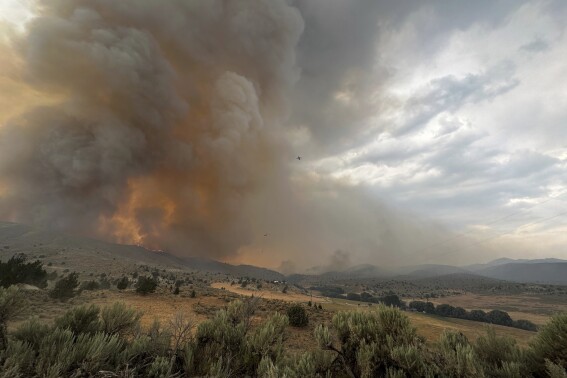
xmin=296 ymin=1 xmax=567 ymax=260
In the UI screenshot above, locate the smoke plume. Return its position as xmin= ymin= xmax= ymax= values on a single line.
xmin=0 ymin=0 xmax=490 ymax=271
xmin=0 ymin=0 xmax=303 ymax=256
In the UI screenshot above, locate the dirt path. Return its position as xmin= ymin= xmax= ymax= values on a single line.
xmin=211 ymin=282 xmax=331 ymax=304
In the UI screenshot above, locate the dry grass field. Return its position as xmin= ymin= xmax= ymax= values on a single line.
xmin=211 ymin=282 xmax=537 ymax=347
xmin=11 ymin=282 xmax=537 ymax=353
xmin=427 ymin=293 xmax=567 ymax=326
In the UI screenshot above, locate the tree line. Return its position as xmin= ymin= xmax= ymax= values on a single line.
xmin=408 ymin=300 xmax=538 ymax=331
xmin=310 ymin=284 xmax=537 ymax=332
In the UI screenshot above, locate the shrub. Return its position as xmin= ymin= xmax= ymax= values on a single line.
xmin=100 ymin=302 xmax=142 ymax=337
xmin=190 ymin=289 xmax=196 ymax=298
xmin=315 ymin=305 xmax=431 ymax=377
xmin=513 ymin=319 xmax=537 ymax=331
xmin=12 ymin=316 xmax=50 ymax=349
xmin=473 ymin=327 xmax=525 ymax=376
xmin=79 ymin=280 xmax=100 ymax=291
xmin=287 ymin=305 xmax=308 ymax=328
xmin=116 ymin=276 xmax=129 ymax=290
xmin=187 ymin=298 xmax=287 ymax=376
xmin=437 ymin=330 xmax=483 ymax=377
xmin=529 ymin=312 xmax=567 ymax=375
xmin=99 ymin=277 xmax=111 ymax=289
xmin=136 ymin=276 xmax=158 ymax=295
xmin=55 ymin=304 xmax=101 ymax=335
xmin=0 ymin=286 xmax=25 ymax=350
xmin=50 ymin=272 xmax=79 ymax=300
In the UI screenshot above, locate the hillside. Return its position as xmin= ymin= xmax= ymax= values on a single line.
xmin=0 ymin=222 xmax=284 ymax=281
xmin=476 ymin=262 xmax=567 ymax=285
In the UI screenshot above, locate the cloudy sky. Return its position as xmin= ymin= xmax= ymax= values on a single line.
xmin=287 ymin=0 xmax=567 ymax=263
xmin=0 ymin=1 xmax=566 ymax=270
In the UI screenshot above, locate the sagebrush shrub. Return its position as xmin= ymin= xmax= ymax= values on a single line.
xmin=315 ymin=305 xmax=432 ymax=377
xmin=287 ymin=304 xmax=308 ymax=327
xmin=0 ymin=286 xmax=25 ymax=350
xmin=529 ymin=312 xmax=567 ymax=375
xmin=54 ymin=304 xmax=101 ymax=335
xmin=100 ymin=302 xmax=142 ymax=337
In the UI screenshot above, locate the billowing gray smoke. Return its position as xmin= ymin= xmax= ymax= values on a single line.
xmin=0 ymin=0 xmax=303 ymax=256
xmin=0 ymin=0 xmax=483 ymax=270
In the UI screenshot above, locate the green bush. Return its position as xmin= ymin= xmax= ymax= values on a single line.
xmin=473 ymin=326 xmax=525 ymax=376
xmin=135 ymin=276 xmax=158 ymax=295
xmin=116 ymin=276 xmax=129 ymax=290
xmin=49 ymin=272 xmax=79 ymax=300
xmin=437 ymin=330 xmax=483 ymax=377
xmin=54 ymin=304 xmax=101 ymax=335
xmin=315 ymin=305 xmax=432 ymax=377
xmin=3 ymin=302 xmax=148 ymax=376
xmin=0 ymin=286 xmax=25 ymax=350
xmin=79 ymin=280 xmax=100 ymax=291
xmin=513 ymin=319 xmax=537 ymax=331
xmin=100 ymin=302 xmax=142 ymax=337
xmin=99 ymin=277 xmax=111 ymax=290
xmin=187 ymin=298 xmax=287 ymax=376
xmin=287 ymin=304 xmax=308 ymax=327
xmin=12 ymin=316 xmax=51 ymax=349
xmin=529 ymin=312 xmax=567 ymax=375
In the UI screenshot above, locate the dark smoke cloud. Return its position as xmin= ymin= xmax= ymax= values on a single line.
xmin=0 ymin=0 xmax=497 ymax=271
xmin=0 ymin=0 xmax=303 ymax=258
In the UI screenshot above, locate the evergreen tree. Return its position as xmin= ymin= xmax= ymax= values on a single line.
xmin=135 ymin=276 xmax=158 ymax=295
xmin=0 ymin=254 xmax=48 ymax=288
xmin=50 ymin=273 xmax=79 ymax=300
xmin=116 ymin=276 xmax=129 ymax=290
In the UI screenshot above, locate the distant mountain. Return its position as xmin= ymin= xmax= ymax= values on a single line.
xmin=466 ymin=257 xmax=567 ymax=274
xmin=476 ymin=262 xmax=567 ymax=285
xmin=399 ymin=264 xmax=470 ymax=278
xmin=4 ymin=221 xmax=564 ymax=284
xmin=317 ymin=264 xmax=391 ymax=280
xmin=342 ymin=264 xmax=391 ymax=277
xmin=411 ymin=272 xmax=506 ymax=288
xmin=0 ymin=221 xmax=284 ymax=281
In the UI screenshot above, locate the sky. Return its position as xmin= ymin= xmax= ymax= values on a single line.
xmin=0 ymin=1 xmax=566 ymax=271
